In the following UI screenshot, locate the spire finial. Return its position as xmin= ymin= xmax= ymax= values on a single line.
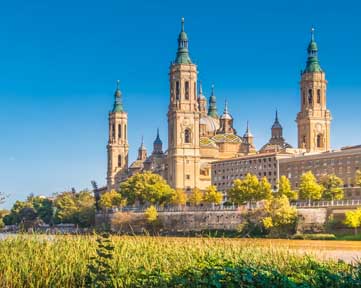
xmin=211 ymin=83 xmax=215 ymax=96
xmin=157 ymin=128 xmax=159 ymax=137
xmin=224 ymin=99 xmax=228 ymax=114
xmin=311 ymin=26 xmax=315 ymax=41
xmin=116 ymin=79 xmax=120 ymax=90
xmin=181 ymin=17 xmax=185 ymax=32
xmin=275 ymin=109 xmax=279 ymax=122
xmin=246 ymin=120 xmax=249 ymax=132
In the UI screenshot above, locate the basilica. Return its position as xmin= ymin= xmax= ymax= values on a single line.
xmin=106 ymin=19 xmax=331 ymax=192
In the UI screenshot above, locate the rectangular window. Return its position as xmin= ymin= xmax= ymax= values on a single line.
xmin=176 ymin=81 xmax=180 ymax=100
xmin=118 ymin=124 xmax=122 ymax=138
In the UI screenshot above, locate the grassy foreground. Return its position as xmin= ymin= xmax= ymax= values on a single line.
xmin=0 ymin=235 xmax=361 ymax=287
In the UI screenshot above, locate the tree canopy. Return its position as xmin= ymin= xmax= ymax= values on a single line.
xmin=298 ymin=171 xmax=324 ymax=201
xmin=203 ymin=185 xmax=223 ymax=205
xmin=119 ymin=172 xmax=175 ymax=206
xmin=99 ymin=190 xmax=124 ymax=209
xmin=344 ymin=208 xmax=361 ymax=235
xmin=188 ymin=188 xmax=203 ymax=206
xmin=320 ymin=174 xmax=344 ymax=201
xmin=277 ymin=176 xmax=298 ymax=201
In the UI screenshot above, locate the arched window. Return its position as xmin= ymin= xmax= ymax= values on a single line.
xmin=124 ymin=124 xmax=127 ymax=140
xmin=185 ymin=129 xmax=191 ymax=143
xmin=118 ymin=155 xmax=122 ymax=167
xmin=194 ymin=82 xmax=196 ymax=100
xmin=317 ymin=89 xmax=321 ymax=104
xmin=185 ymin=81 xmax=189 ymax=100
xmin=317 ymin=134 xmax=323 ymax=148
xmin=118 ymin=124 xmax=122 ymax=138
xmin=308 ymin=89 xmax=313 ymax=105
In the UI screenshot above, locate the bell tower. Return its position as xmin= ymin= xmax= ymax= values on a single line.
xmin=167 ymin=18 xmax=200 ymax=191
xmin=107 ymin=81 xmax=129 ymax=190
xmin=297 ymin=28 xmax=331 ymax=152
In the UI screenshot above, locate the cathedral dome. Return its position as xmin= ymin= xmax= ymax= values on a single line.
xmin=200 ymin=115 xmax=220 ymax=133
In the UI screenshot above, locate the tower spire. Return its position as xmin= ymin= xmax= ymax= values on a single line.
xmin=112 ymin=80 xmax=123 ymax=112
xmin=199 ymin=80 xmax=203 ymax=95
xmin=208 ymin=84 xmax=218 ymax=118
xmin=175 ymin=17 xmax=192 ymax=64
xmin=304 ymin=26 xmax=322 ymax=73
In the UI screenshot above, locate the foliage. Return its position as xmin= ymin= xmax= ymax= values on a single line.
xmin=3 ymin=200 xmax=32 ymax=225
xmin=320 ymin=174 xmax=344 ymax=201
xmin=99 ymin=190 xmax=123 ymax=209
xmin=119 ymin=172 xmax=175 ymax=206
xmin=298 ymin=171 xmax=324 ymax=201
xmin=227 ymin=174 xmax=261 ymax=204
xmin=171 ymin=189 xmax=187 ymax=206
xmin=262 ymin=195 xmax=297 ymax=236
xmin=54 ymin=190 xmax=95 ymax=227
xmin=344 ymin=208 xmax=361 ymax=235
xmin=277 ymin=175 xmax=298 ymax=200
xmin=203 ymin=185 xmax=223 ymax=205
xmin=32 ymin=197 xmax=54 ymax=224
xmin=188 ymin=188 xmax=203 ymax=206
xmin=145 ymin=205 xmax=158 ymax=223
xmin=86 ymin=233 xmax=115 ymax=287
xmin=259 ymin=177 xmax=273 ymax=200
xmin=1 ymin=235 xmax=361 ymax=287
xmin=292 ymin=233 xmax=336 ymax=240
xmin=0 ymin=209 xmax=9 ymax=228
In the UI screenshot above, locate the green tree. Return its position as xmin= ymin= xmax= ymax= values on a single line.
xmin=344 ymin=208 xmax=361 ymax=235
xmin=259 ymin=177 xmax=273 ymax=200
xmin=298 ymin=171 xmax=324 ymax=202
xmin=99 ymin=190 xmax=123 ymax=209
xmin=277 ymin=175 xmax=298 ymax=201
xmin=119 ymin=172 xmax=175 ymax=206
xmin=320 ymin=174 xmax=344 ymax=201
xmin=54 ymin=190 xmax=95 ymax=227
xmin=227 ymin=174 xmax=260 ymax=204
xmin=32 ymin=197 xmax=54 ymax=224
xmin=188 ymin=188 xmax=203 ymax=206
xmin=262 ymin=195 xmax=297 ymax=236
xmin=145 ymin=205 xmax=158 ymax=223
xmin=3 ymin=200 xmax=31 ymax=225
xmin=203 ymin=185 xmax=223 ymax=205
xmin=171 ymin=189 xmax=187 ymax=206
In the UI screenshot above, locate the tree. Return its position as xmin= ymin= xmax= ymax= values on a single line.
xmin=259 ymin=177 xmax=273 ymax=200
xmin=344 ymin=208 xmax=361 ymax=235
xmin=320 ymin=174 xmax=344 ymax=201
xmin=188 ymin=188 xmax=203 ymax=206
xmin=203 ymin=185 xmax=223 ymax=205
xmin=227 ymin=174 xmax=260 ymax=204
xmin=355 ymin=170 xmax=361 ymax=187
xmin=32 ymin=197 xmax=54 ymax=224
xmin=99 ymin=190 xmax=123 ymax=209
xmin=298 ymin=171 xmax=324 ymax=202
xmin=171 ymin=189 xmax=187 ymax=206
xmin=277 ymin=175 xmax=298 ymax=201
xmin=119 ymin=172 xmax=175 ymax=206
xmin=145 ymin=205 xmax=158 ymax=223
xmin=54 ymin=190 xmax=95 ymax=227
xmin=3 ymin=200 xmax=31 ymax=225
xmin=262 ymin=195 xmax=297 ymax=236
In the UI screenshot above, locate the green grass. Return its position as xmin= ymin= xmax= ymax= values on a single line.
xmin=292 ymin=233 xmax=337 ymax=240
xmin=336 ymin=233 xmax=361 ymax=241
xmin=0 ymin=235 xmax=361 ymax=287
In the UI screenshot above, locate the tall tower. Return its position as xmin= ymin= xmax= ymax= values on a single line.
xmin=167 ymin=18 xmax=200 ymax=191
xmin=107 ymin=81 xmax=129 ymax=190
xmin=297 ymin=28 xmax=331 ymax=152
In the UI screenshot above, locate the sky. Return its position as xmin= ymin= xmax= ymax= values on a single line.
xmin=0 ymin=0 xmax=360 ymax=208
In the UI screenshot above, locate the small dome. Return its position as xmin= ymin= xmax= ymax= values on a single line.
xmin=308 ymin=40 xmax=318 ymax=52
xmin=220 ymin=112 xmax=232 ymax=120
xmin=200 ymin=115 xmax=220 ymax=133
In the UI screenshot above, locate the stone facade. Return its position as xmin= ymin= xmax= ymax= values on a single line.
xmin=279 ymin=146 xmax=361 ymax=199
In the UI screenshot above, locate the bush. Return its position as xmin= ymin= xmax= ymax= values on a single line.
xmin=292 ymin=233 xmax=336 ymax=240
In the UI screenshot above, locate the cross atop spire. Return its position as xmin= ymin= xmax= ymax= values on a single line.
xmin=112 ymin=80 xmax=123 ymax=113
xmin=304 ymin=26 xmax=322 ymax=73
xmin=175 ymin=17 xmax=192 ymax=64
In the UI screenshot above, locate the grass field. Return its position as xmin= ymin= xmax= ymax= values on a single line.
xmin=1 ymin=235 xmax=361 ymax=287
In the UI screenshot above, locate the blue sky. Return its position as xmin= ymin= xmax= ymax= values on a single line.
xmin=0 ymin=0 xmax=360 ymax=208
